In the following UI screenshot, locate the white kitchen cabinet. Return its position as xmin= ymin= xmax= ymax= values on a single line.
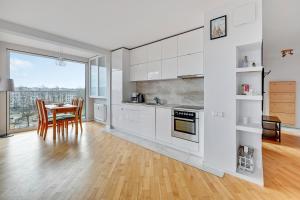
xmin=162 ymin=57 xmax=177 ymax=79
xmin=148 ymin=42 xmax=162 ymax=62
xmin=112 ymin=104 xmax=156 ymax=140
xmin=135 ymin=63 xmax=148 ymax=81
xmin=147 ymin=61 xmax=161 ymax=80
xmin=130 ymin=46 xmax=148 ymax=65
xmin=162 ymin=36 xmax=178 ymax=59
xmin=156 ymin=107 xmax=172 ymax=143
xmin=112 ymin=49 xmax=136 ymax=104
xmin=178 ymin=29 xmax=203 ymax=56
xmin=130 ymin=66 xmax=137 ymax=81
xmin=178 ymin=52 xmax=204 ymax=76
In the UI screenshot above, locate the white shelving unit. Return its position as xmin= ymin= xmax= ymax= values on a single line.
xmin=235 ymin=41 xmax=264 ymax=186
xmin=236 ymin=66 xmax=263 ymax=73
xmin=236 ymin=95 xmax=262 ymax=101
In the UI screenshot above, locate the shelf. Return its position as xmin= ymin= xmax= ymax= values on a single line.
xmin=236 ymin=95 xmax=262 ymax=101
xmin=236 ymin=123 xmax=262 ymax=134
xmin=236 ymin=66 xmax=263 ymax=73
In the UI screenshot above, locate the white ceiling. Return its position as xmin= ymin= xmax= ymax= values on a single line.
xmin=0 ymin=0 xmax=230 ymax=50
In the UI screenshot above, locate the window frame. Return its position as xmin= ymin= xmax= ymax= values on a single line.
xmin=89 ymin=55 xmax=107 ymax=99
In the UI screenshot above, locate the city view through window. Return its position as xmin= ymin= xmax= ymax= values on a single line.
xmin=9 ymin=51 xmax=86 ymax=130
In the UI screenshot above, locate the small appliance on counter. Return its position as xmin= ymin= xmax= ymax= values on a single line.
xmin=131 ymin=92 xmax=145 ymax=103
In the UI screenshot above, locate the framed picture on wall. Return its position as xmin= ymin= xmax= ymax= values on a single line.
xmin=210 ymin=15 xmax=227 ymax=40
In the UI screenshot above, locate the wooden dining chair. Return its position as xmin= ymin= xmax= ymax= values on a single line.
xmin=39 ymin=100 xmax=65 ymax=140
xmin=71 ymin=97 xmax=79 ymax=106
xmin=64 ymin=98 xmax=84 ymax=133
xmin=35 ymin=98 xmax=42 ymax=135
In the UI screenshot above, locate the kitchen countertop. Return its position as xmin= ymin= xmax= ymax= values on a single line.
xmin=122 ymin=102 xmax=204 ymax=110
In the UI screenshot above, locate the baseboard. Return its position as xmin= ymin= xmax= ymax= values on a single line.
xmin=282 ymin=127 xmax=300 ymax=137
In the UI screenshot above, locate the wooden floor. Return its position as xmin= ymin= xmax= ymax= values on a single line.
xmin=1 ymin=122 xmax=300 ymax=200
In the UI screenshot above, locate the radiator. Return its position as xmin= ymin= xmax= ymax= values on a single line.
xmin=94 ymin=103 xmax=107 ymax=122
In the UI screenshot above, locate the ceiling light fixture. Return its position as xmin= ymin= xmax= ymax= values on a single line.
xmin=56 ymin=47 xmax=66 ymax=66
xmin=281 ymin=48 xmax=294 ymax=58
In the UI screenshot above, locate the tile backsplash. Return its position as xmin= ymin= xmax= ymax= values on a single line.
xmin=136 ymin=78 xmax=204 ymax=106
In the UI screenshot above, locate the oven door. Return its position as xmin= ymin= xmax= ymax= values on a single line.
xmin=172 ymin=117 xmax=199 ymax=143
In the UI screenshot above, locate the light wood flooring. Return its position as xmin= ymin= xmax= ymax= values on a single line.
xmin=0 ymin=122 xmax=300 ymax=200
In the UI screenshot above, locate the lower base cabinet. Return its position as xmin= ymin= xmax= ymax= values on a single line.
xmin=112 ymin=104 xmax=203 ymax=156
xmin=156 ymin=107 xmax=172 ymax=143
xmin=112 ymin=104 xmax=155 ymax=140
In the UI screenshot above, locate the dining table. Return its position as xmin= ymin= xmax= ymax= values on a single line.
xmin=45 ymin=104 xmax=79 ymax=140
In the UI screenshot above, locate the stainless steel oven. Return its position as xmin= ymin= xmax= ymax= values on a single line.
xmin=172 ymin=108 xmax=199 ymax=143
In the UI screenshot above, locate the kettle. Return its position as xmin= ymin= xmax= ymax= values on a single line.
xmin=137 ymin=94 xmax=145 ymax=103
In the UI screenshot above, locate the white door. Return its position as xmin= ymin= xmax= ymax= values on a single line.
xmin=148 ymin=42 xmax=162 ymax=62
xmin=147 ymin=61 xmax=161 ymax=80
xmin=178 ymin=29 xmax=203 ymax=56
xmin=178 ymin=52 xmax=204 ymax=76
xmin=162 ymin=57 xmax=177 ymax=79
xmin=156 ymin=107 xmax=172 ymax=143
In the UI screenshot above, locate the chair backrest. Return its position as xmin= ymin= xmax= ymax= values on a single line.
xmin=72 ymin=98 xmax=79 ymax=106
xmin=39 ymin=100 xmax=49 ymax=124
xmin=77 ymin=98 xmax=84 ymax=119
xmin=35 ymin=98 xmax=42 ymax=122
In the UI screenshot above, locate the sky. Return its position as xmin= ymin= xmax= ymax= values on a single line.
xmin=10 ymin=51 xmax=86 ymax=89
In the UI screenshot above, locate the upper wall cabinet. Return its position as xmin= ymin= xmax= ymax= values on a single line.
xmin=148 ymin=42 xmax=162 ymax=62
xmin=178 ymin=52 xmax=203 ymax=76
xmin=178 ymin=29 xmax=203 ymax=56
xmin=162 ymin=37 xmax=178 ymax=59
xmin=130 ymin=46 xmax=148 ymax=65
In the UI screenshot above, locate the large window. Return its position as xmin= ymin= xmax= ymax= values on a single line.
xmin=9 ymin=51 xmax=86 ymax=130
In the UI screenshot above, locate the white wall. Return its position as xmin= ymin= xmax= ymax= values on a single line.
xmin=263 ymin=0 xmax=300 ymax=128
xmin=204 ymin=0 xmax=262 ymax=173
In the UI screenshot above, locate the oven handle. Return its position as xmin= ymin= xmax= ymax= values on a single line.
xmin=174 ymin=117 xmax=195 ymax=122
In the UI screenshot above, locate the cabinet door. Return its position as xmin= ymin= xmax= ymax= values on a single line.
xmin=147 ymin=61 xmax=161 ymax=80
xmin=162 ymin=57 xmax=177 ymax=79
xmin=156 ymin=107 xmax=172 ymax=143
xmin=130 ymin=46 xmax=148 ymax=65
xmin=112 ymin=70 xmax=123 ymax=104
xmin=178 ymin=29 xmax=203 ymax=56
xmin=162 ymin=37 xmax=178 ymax=59
xmin=148 ymin=42 xmax=162 ymax=62
xmin=135 ymin=63 xmax=148 ymax=81
xmin=112 ymin=50 xmax=122 ymax=70
xmin=130 ymin=66 xmax=136 ymax=81
xmin=139 ymin=107 xmax=156 ymax=140
xmin=178 ymin=52 xmax=204 ymax=76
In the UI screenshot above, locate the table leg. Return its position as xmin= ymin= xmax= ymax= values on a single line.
xmin=75 ymin=113 xmax=78 ymax=135
xmin=53 ymin=110 xmax=56 ymax=140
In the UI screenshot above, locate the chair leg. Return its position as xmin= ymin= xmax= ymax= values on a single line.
xmin=37 ymin=121 xmax=40 ymax=134
xmin=80 ymin=119 xmax=83 ymax=133
xmin=65 ymin=121 xmax=68 ymax=134
xmin=43 ymin=125 xmax=48 ymax=140
xmin=40 ymin=124 xmax=45 ymax=137
xmin=62 ymin=122 xmax=64 ymax=135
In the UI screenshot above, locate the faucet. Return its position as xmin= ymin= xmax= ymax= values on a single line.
xmin=153 ymin=97 xmax=161 ymax=105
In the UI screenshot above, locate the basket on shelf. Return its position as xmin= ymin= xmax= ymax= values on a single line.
xmin=238 ymin=145 xmax=254 ymax=173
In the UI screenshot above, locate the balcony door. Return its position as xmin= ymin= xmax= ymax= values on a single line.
xmin=9 ymin=50 xmax=86 ymax=131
